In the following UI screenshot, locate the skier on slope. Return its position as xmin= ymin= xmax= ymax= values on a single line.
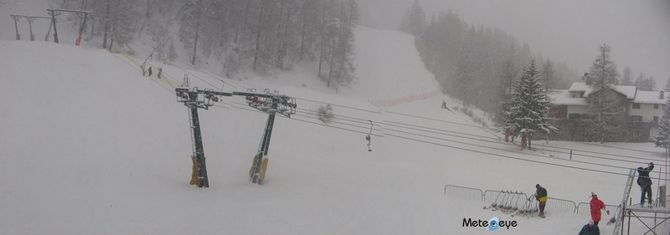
xmin=140 ymin=63 xmax=146 ymax=76
xmin=637 ymin=162 xmax=654 ymax=207
xmin=589 ymin=192 xmax=609 ymax=226
xmin=534 ymin=184 xmax=548 ymax=217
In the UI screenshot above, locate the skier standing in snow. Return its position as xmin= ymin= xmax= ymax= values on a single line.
xmin=637 ymin=162 xmax=654 ymax=207
xmin=589 ymin=193 xmax=609 ymax=225
xmin=534 ymin=184 xmax=548 ymax=217
xmin=140 ymin=64 xmax=146 ymax=76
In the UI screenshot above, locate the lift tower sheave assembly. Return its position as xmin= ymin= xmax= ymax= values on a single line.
xmin=234 ymin=91 xmax=296 ymax=184
xmin=176 ymin=87 xmax=232 ymax=188
xmin=175 ymin=86 xmax=295 ymax=187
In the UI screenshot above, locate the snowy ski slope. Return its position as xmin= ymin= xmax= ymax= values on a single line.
xmin=1 ymin=25 xmax=669 ymax=234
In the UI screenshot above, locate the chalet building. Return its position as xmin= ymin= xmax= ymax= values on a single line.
xmin=548 ymin=82 xmax=666 ymax=142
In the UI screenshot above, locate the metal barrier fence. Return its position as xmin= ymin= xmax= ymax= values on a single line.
xmin=483 ymin=190 xmax=530 ymax=211
xmin=444 ymin=184 xmax=600 ymax=216
xmin=443 ymin=184 xmax=484 ymax=201
xmin=483 ymin=190 xmax=502 ymax=204
xmin=483 ymin=190 xmax=530 ymax=204
xmin=545 ymin=197 xmax=578 ymax=214
xmin=576 ymin=202 xmax=620 ymax=214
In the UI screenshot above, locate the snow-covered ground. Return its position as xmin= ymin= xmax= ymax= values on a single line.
xmin=1 ymin=25 xmax=669 ymax=234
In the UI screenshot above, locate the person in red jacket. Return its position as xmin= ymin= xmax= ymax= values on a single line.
xmin=590 ymin=192 xmax=609 ymax=226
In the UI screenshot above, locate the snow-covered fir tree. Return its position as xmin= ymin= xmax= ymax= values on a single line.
xmin=635 ymin=73 xmax=656 ymax=91
xmin=621 ymin=66 xmax=633 ymax=86
xmin=59 ymin=0 xmax=359 ymax=88
xmin=415 ymin=10 xmax=578 ymax=116
xmin=541 ymin=60 xmax=555 ymax=92
xmin=588 ymin=43 xmax=619 ymax=88
xmin=656 ymin=95 xmax=670 ymax=150
xmin=585 ymin=44 xmax=629 ymax=142
xmin=399 ymin=0 xmax=426 ymax=36
xmin=504 ymin=60 xmax=556 ymax=149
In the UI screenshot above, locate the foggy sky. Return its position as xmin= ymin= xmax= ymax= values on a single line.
xmin=358 ymin=0 xmax=670 ymax=85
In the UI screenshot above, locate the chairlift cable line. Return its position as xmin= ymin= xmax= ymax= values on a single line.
xmin=213 ymin=100 xmax=669 ymax=180
xmin=154 ymin=61 xmax=665 ymax=155
xmin=382 ymin=120 xmax=670 ymax=168
xmin=120 ymin=53 xmax=666 ymax=179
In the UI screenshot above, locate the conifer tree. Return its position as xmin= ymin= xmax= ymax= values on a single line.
xmin=505 ymin=60 xmax=556 ymax=149
xmin=399 ymin=0 xmax=426 ymax=36
xmin=589 ymin=43 xmax=619 ymax=89
xmin=656 ymin=96 xmax=670 ymax=151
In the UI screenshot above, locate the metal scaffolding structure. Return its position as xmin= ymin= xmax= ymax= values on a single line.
xmin=614 ymin=169 xmax=670 ymax=235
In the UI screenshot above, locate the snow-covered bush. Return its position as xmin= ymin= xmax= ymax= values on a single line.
xmin=318 ymin=104 xmax=334 ymax=123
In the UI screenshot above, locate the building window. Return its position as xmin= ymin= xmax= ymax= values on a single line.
xmin=654 ymin=116 xmax=659 ymax=122
xmin=633 ymin=103 xmax=640 ymax=109
xmin=654 ymin=104 xmax=660 ymax=109
xmin=631 ymin=115 xmax=643 ymax=122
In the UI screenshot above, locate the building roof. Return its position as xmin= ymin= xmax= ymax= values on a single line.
xmin=568 ymin=82 xmax=593 ymax=94
xmin=634 ymin=91 xmax=667 ymax=104
xmin=548 ymin=90 xmax=588 ymax=106
xmin=613 ymin=85 xmax=637 ymax=99
xmin=552 ymin=82 xmax=667 ymax=106
xmin=568 ymin=82 xmax=636 ymax=99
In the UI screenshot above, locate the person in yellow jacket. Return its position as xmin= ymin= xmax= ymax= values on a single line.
xmin=534 ymin=184 xmax=548 ymax=218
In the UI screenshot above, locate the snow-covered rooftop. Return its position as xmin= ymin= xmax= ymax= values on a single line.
xmin=553 ymin=82 xmax=668 ymax=105
xmin=613 ymin=85 xmax=637 ymax=99
xmin=565 ymin=82 xmax=637 ymax=100
xmin=634 ymin=91 xmax=667 ymax=104
xmin=568 ymin=82 xmax=592 ymax=93
xmin=548 ymin=90 xmax=588 ymax=105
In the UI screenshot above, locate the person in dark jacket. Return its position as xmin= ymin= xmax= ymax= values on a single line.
xmin=637 ymin=162 xmax=654 ymax=207
xmin=534 ymin=184 xmax=548 ymax=217
xmin=578 ymin=221 xmax=600 ymax=235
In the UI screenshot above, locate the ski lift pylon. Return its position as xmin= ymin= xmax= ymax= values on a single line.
xmin=366 ymin=120 xmax=373 ymax=152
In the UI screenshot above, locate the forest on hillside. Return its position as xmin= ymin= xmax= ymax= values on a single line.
xmin=59 ymin=0 xmax=359 ymax=90
xmin=399 ymin=1 xmax=579 ymax=117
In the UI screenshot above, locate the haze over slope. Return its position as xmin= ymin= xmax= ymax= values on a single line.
xmin=1 ymin=25 xmax=668 ymax=234
xmin=358 ymin=0 xmax=670 ymax=82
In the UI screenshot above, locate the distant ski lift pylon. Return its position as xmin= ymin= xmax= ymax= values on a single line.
xmin=366 ymin=120 xmax=373 ymax=152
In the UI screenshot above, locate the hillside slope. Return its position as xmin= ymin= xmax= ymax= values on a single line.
xmin=1 ymin=26 xmax=668 ymax=234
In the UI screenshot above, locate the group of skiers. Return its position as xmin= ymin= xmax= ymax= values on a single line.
xmin=140 ymin=63 xmax=163 ymax=79
xmin=533 ymin=186 xmax=610 ymax=235
xmin=576 ymin=162 xmax=654 ymax=235
xmin=533 ymin=162 xmax=656 ymax=235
